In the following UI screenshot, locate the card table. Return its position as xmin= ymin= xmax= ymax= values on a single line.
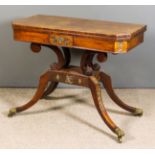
xmin=8 ymin=15 xmax=147 ymax=142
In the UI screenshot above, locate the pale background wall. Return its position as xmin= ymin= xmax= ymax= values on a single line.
xmin=0 ymin=5 xmax=154 ymax=88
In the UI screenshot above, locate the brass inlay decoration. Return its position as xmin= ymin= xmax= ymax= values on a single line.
xmin=50 ymin=34 xmax=73 ymax=47
xmin=90 ymin=77 xmax=103 ymax=109
xmin=93 ymin=71 xmax=100 ymax=80
xmin=65 ymin=75 xmax=73 ymax=84
xmin=78 ymin=79 xmax=82 ymax=84
xmin=114 ymin=41 xmax=128 ymax=53
xmin=56 ymin=74 xmax=60 ymax=80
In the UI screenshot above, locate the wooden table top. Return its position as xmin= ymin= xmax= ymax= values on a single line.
xmin=12 ymin=15 xmax=147 ymax=53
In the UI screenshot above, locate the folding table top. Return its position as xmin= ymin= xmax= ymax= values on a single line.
xmin=12 ymin=15 xmax=147 ymax=53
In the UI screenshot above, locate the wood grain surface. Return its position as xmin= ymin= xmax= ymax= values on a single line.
xmin=12 ymin=15 xmax=147 ymax=53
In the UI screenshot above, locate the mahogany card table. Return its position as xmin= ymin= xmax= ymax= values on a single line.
xmin=8 ymin=15 xmax=147 ymax=142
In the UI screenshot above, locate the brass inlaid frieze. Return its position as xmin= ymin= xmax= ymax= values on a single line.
xmin=49 ymin=34 xmax=73 ymax=47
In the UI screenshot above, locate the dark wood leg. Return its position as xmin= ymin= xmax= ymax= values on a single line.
xmin=8 ymin=70 xmax=50 ymax=117
xmin=89 ymin=76 xmax=125 ymax=142
xmin=99 ymin=72 xmax=143 ymax=116
xmin=42 ymin=82 xmax=58 ymax=98
xmin=42 ymin=47 xmax=71 ymax=98
xmin=8 ymin=44 xmax=72 ymax=116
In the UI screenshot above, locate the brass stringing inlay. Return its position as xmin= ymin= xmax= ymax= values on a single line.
xmin=78 ymin=79 xmax=82 ymax=84
xmin=65 ymin=75 xmax=73 ymax=84
xmin=90 ymin=76 xmax=105 ymax=112
xmin=56 ymin=74 xmax=60 ymax=80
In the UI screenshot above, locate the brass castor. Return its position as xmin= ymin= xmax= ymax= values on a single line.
xmin=115 ymin=127 xmax=125 ymax=143
xmin=8 ymin=108 xmax=17 ymax=117
xmin=133 ymin=108 xmax=143 ymax=116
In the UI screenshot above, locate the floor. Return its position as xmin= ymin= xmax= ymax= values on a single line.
xmin=0 ymin=88 xmax=155 ymax=148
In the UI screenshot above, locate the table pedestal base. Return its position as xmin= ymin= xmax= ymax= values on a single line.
xmin=8 ymin=43 xmax=143 ymax=142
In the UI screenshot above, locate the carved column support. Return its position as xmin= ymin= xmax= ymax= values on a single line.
xmin=80 ymin=52 xmax=94 ymax=75
xmin=31 ymin=43 xmax=71 ymax=98
xmin=80 ymin=51 xmax=108 ymax=76
xmin=62 ymin=47 xmax=71 ymax=67
xmin=31 ymin=43 xmax=71 ymax=70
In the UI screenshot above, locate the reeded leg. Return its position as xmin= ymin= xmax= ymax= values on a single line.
xmin=42 ymin=82 xmax=58 ymax=98
xmin=89 ymin=76 xmax=125 ymax=142
xmin=99 ymin=72 xmax=143 ymax=116
xmin=8 ymin=71 xmax=50 ymax=117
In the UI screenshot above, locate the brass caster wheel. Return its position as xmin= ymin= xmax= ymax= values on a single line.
xmin=133 ymin=108 xmax=143 ymax=116
xmin=115 ymin=127 xmax=125 ymax=143
xmin=8 ymin=108 xmax=17 ymax=117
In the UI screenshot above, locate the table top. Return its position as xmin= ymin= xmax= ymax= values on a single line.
xmin=12 ymin=15 xmax=147 ymax=53
xmin=13 ymin=15 xmax=146 ymax=41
